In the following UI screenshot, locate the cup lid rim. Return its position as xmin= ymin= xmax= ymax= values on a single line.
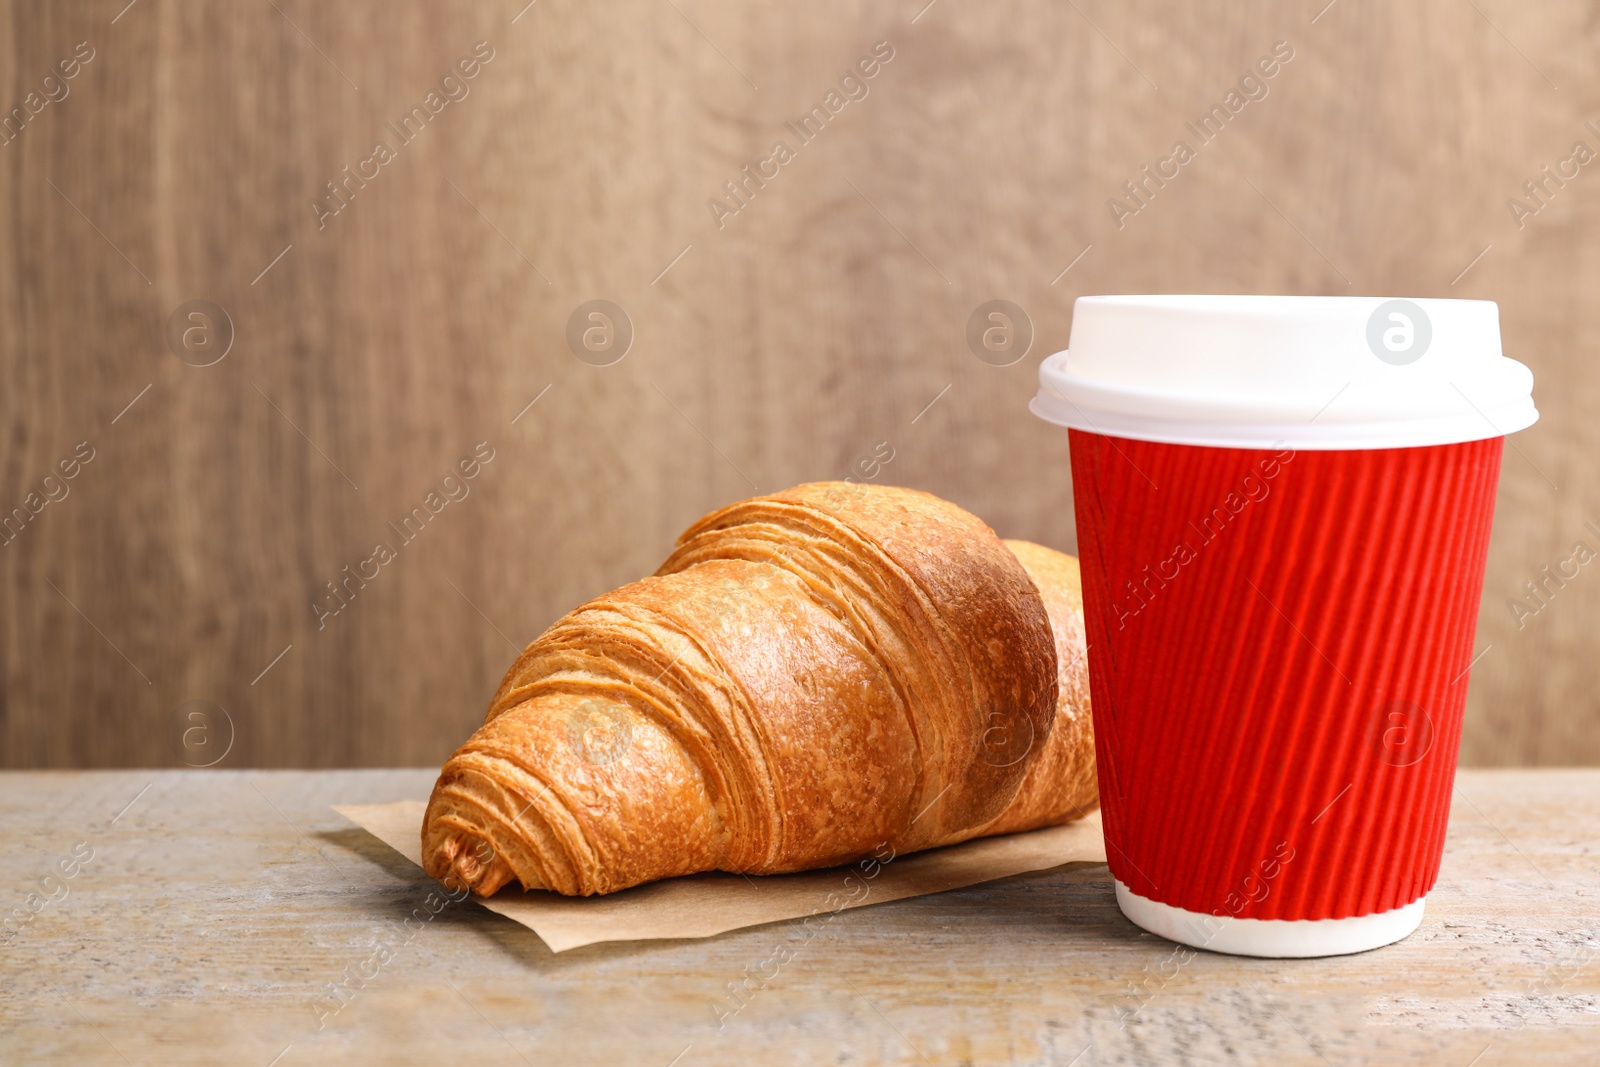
xmin=1030 ymin=295 xmax=1539 ymax=449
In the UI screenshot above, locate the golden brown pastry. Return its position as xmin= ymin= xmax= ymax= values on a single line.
xmin=979 ymin=540 xmax=1097 ymax=836
xmin=422 ymin=483 xmax=1096 ymax=896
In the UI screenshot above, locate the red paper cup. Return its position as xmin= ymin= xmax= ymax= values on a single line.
xmin=1032 ymin=296 xmax=1538 ymax=956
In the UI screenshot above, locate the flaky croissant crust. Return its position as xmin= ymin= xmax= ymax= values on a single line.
xmin=423 ymin=482 xmax=1094 ymax=896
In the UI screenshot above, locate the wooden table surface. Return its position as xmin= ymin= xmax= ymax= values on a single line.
xmin=1 ymin=769 xmax=1595 ymax=1065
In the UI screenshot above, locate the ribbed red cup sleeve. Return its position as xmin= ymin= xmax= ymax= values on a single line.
xmin=1069 ymin=430 xmax=1503 ymax=920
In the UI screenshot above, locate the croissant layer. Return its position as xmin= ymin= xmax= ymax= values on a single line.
xmin=423 ymin=483 xmax=1095 ymax=896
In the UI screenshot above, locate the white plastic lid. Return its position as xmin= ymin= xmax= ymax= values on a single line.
xmin=1030 ymin=295 xmax=1538 ymax=449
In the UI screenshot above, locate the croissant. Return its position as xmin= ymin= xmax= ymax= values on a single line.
xmin=422 ymin=482 xmax=1096 ymax=896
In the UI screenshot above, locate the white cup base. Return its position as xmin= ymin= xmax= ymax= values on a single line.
xmin=1114 ymin=880 xmax=1426 ymax=958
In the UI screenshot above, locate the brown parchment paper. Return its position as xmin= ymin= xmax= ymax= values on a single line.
xmin=334 ymin=801 xmax=1106 ymax=953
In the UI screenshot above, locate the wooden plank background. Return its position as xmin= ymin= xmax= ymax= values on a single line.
xmin=0 ymin=0 xmax=1595 ymax=769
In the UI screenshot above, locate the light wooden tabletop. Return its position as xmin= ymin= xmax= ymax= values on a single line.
xmin=1 ymin=769 xmax=1595 ymax=1065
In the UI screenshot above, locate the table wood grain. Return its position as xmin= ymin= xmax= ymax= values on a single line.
xmin=2 ymin=769 xmax=1596 ymax=1064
